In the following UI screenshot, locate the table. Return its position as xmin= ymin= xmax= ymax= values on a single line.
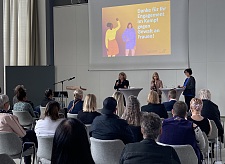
xmin=119 ymin=88 xmax=143 ymax=105
xmin=160 ymin=88 xmax=184 ymax=101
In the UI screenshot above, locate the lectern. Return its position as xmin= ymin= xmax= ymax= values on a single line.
xmin=119 ymin=88 xmax=143 ymax=105
xmin=159 ymin=88 xmax=184 ymax=101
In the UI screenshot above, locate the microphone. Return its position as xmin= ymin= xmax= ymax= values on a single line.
xmin=68 ymin=77 xmax=75 ymax=81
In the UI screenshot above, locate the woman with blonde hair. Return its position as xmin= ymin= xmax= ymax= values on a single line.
xmin=187 ymin=98 xmax=212 ymax=136
xmin=141 ymin=91 xmax=168 ymax=118
xmin=67 ymin=89 xmax=83 ymax=114
xmin=112 ymin=91 xmax=125 ymax=117
xmin=150 ymin=72 xmax=163 ymax=103
xmin=77 ymin=94 xmax=101 ymax=124
xmin=122 ymin=95 xmax=143 ymax=142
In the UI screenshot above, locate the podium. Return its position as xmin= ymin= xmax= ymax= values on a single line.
xmin=159 ymin=88 xmax=184 ymax=101
xmin=119 ymin=88 xmax=143 ymax=105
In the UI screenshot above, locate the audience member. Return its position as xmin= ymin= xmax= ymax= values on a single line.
xmin=13 ymin=85 xmax=26 ymax=105
xmin=51 ymin=118 xmax=94 ymax=164
xmin=159 ymin=101 xmax=205 ymax=163
xmin=0 ymin=94 xmax=37 ymax=164
xmin=122 ymin=95 xmax=143 ymax=142
xmin=199 ymin=89 xmax=224 ymax=142
xmin=77 ymin=94 xmax=101 ymax=124
xmin=35 ymin=101 xmax=63 ymax=136
xmin=13 ymin=87 xmax=35 ymax=117
xmin=141 ymin=91 xmax=168 ymax=118
xmin=188 ymin=98 xmax=212 ymax=136
xmin=90 ymin=97 xmax=134 ymax=144
xmin=163 ymin=89 xmax=177 ymax=111
xmin=67 ymin=89 xmax=84 ymax=114
xmin=112 ymin=91 xmax=125 ymax=117
xmin=41 ymin=88 xmax=54 ymax=107
xmin=120 ymin=112 xmax=180 ymax=164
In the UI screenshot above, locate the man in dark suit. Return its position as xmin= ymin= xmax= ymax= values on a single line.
xmin=120 ymin=112 xmax=181 ymax=164
xmin=163 ymin=89 xmax=177 ymax=111
xmin=90 ymin=97 xmax=134 ymax=144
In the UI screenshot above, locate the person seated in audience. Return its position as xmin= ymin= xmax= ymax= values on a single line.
xmin=77 ymin=94 xmax=101 ymax=124
xmin=0 ymin=94 xmax=38 ymax=164
xmin=159 ymin=101 xmax=205 ymax=164
xmin=188 ymin=98 xmax=212 ymax=136
xmin=163 ymin=89 xmax=177 ymax=111
xmin=67 ymin=89 xmax=84 ymax=114
xmin=120 ymin=112 xmax=181 ymax=164
xmin=141 ymin=90 xmax=168 ymax=118
xmin=13 ymin=87 xmax=36 ymax=117
xmin=51 ymin=118 xmax=94 ymax=164
xmin=35 ymin=101 xmax=63 ymax=136
xmin=112 ymin=91 xmax=125 ymax=117
xmin=122 ymin=95 xmax=143 ymax=142
xmin=41 ymin=88 xmax=54 ymax=107
xmin=199 ymin=89 xmax=224 ymax=142
xmin=90 ymin=97 xmax=134 ymax=144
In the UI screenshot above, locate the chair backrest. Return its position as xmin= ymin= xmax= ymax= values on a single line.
xmin=0 ymin=154 xmax=16 ymax=164
xmin=0 ymin=132 xmax=22 ymax=156
xmin=12 ymin=110 xmax=33 ymax=126
xmin=208 ymin=120 xmax=218 ymax=140
xmin=67 ymin=113 xmax=78 ymax=119
xmin=171 ymin=145 xmax=198 ymax=164
xmin=37 ymin=136 xmax=54 ymax=160
xmin=167 ymin=111 xmax=173 ymax=118
xmin=90 ymin=137 xmax=125 ymax=164
xmin=40 ymin=106 xmax=46 ymax=119
xmin=202 ymin=132 xmax=209 ymax=156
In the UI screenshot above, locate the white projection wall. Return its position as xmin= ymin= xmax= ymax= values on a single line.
xmin=89 ymin=0 xmax=189 ymax=70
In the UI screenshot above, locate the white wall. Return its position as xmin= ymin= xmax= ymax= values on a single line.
xmin=53 ymin=0 xmax=225 ymax=115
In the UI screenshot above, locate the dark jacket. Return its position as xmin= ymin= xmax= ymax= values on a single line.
xmin=120 ymin=139 xmax=181 ymax=164
xmin=77 ymin=111 xmax=101 ymax=124
xmin=183 ymin=76 xmax=196 ymax=97
xmin=163 ymin=100 xmax=177 ymax=111
xmin=90 ymin=114 xmax=134 ymax=144
xmin=129 ymin=125 xmax=143 ymax=142
xmin=141 ymin=103 xmax=168 ymax=119
xmin=201 ymin=99 xmax=224 ymax=140
xmin=114 ymin=79 xmax=129 ymax=90
xmin=67 ymin=100 xmax=83 ymax=114
xmin=40 ymin=97 xmax=53 ymax=107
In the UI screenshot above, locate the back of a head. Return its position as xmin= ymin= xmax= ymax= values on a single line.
xmin=190 ymin=98 xmax=203 ymax=112
xmin=119 ymin=72 xmax=127 ymax=80
xmin=141 ymin=112 xmax=162 ymax=140
xmin=83 ymin=94 xmax=97 ymax=112
xmin=45 ymin=88 xmax=53 ymax=98
xmin=14 ymin=85 xmax=25 ymax=94
xmin=122 ymin=95 xmax=141 ymax=126
xmin=147 ymin=90 xmax=159 ymax=104
xmin=73 ymin=89 xmax=83 ymax=100
xmin=199 ymin=89 xmax=211 ymax=100
xmin=16 ymin=88 xmax=26 ymax=101
xmin=184 ymin=68 xmax=192 ymax=75
xmin=168 ymin=89 xmax=176 ymax=99
xmin=112 ymin=91 xmax=124 ymax=108
xmin=173 ymin=101 xmax=187 ymax=118
xmin=51 ymin=118 xmax=94 ymax=164
xmin=45 ymin=101 xmax=60 ymax=120
xmin=0 ymin=94 xmax=9 ymax=109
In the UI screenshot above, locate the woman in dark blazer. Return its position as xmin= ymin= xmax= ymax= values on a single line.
xmin=178 ymin=68 xmax=196 ymax=110
xmin=114 ymin=72 xmax=129 ymax=90
xmin=141 ymin=91 xmax=168 ymax=119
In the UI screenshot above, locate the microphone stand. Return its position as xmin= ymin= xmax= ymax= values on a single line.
xmin=53 ymin=77 xmax=75 ymax=108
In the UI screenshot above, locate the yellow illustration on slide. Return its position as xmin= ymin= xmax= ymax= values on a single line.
xmin=105 ymin=18 xmax=121 ymax=57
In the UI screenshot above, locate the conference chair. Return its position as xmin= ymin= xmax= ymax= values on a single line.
xmin=208 ymin=120 xmax=219 ymax=163
xmin=0 ymin=154 xmax=16 ymax=164
xmin=167 ymin=111 xmax=173 ymax=118
xmin=12 ymin=110 xmax=36 ymax=129
xmin=39 ymin=106 xmax=46 ymax=119
xmin=0 ymin=132 xmax=36 ymax=164
xmin=90 ymin=137 xmax=125 ymax=164
xmin=37 ymin=136 xmax=54 ymax=164
xmin=67 ymin=113 xmax=78 ymax=119
xmin=202 ymin=132 xmax=209 ymax=164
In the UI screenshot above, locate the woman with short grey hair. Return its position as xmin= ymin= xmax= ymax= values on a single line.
xmin=199 ymin=89 xmax=211 ymax=100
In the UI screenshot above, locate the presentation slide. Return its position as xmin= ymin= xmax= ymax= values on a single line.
xmin=102 ymin=1 xmax=171 ymax=57
xmin=89 ymin=0 xmax=189 ymax=70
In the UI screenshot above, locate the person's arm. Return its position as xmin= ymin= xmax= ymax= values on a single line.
xmin=150 ymin=81 xmax=155 ymax=90
xmin=114 ymin=20 xmax=121 ymax=31
xmin=6 ymin=115 xmax=26 ymax=137
xmin=159 ymin=80 xmax=163 ymax=88
xmin=67 ymin=101 xmax=75 ymax=113
xmin=105 ymin=31 xmax=109 ymax=49
xmin=114 ymin=80 xmax=119 ymax=90
xmin=124 ymin=80 xmax=129 ymax=88
xmin=186 ymin=76 xmax=195 ymax=89
xmin=193 ymin=124 xmax=205 ymax=150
